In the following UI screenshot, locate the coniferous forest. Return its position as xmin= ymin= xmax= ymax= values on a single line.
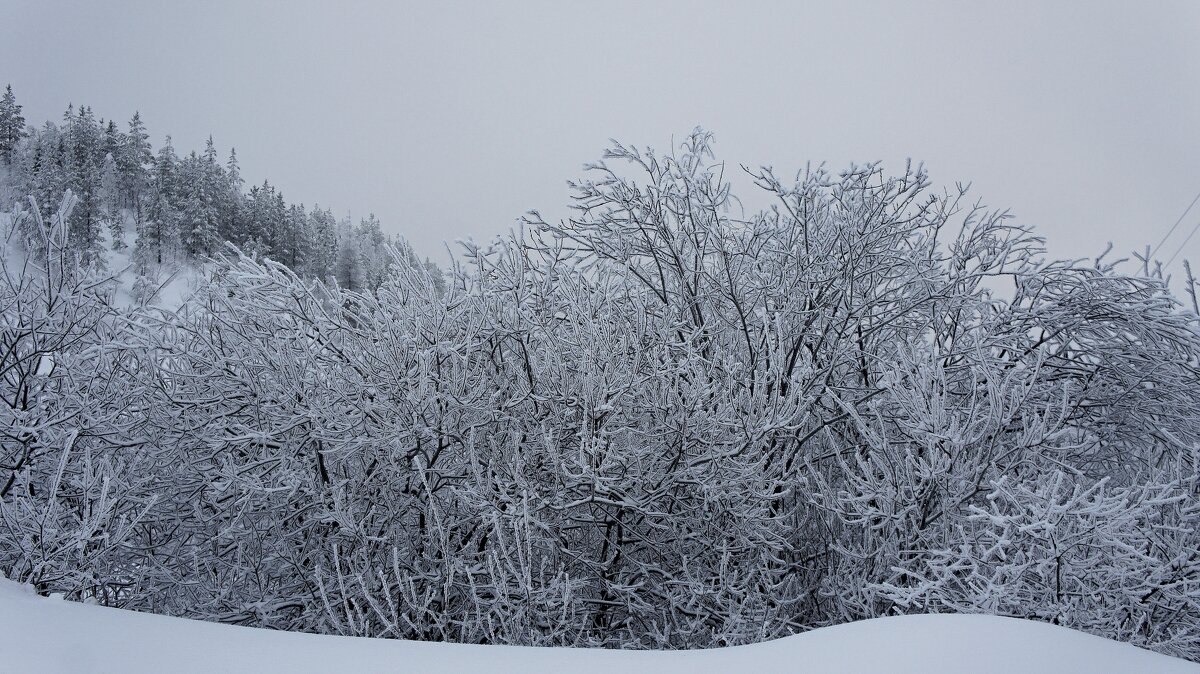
xmin=1 ymin=85 xmax=1198 ymax=662
xmin=0 ymin=86 xmax=428 ymax=296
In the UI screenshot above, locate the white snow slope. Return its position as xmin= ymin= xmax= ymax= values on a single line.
xmin=0 ymin=579 xmax=1194 ymax=674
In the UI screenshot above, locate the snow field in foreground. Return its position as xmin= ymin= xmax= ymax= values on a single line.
xmin=1 ymin=578 xmax=1195 ymax=673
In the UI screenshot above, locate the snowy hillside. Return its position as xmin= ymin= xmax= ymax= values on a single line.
xmin=0 ymin=580 xmax=1194 ymax=674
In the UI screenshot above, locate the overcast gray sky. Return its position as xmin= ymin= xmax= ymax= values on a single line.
xmin=3 ymin=0 xmax=1199 ymax=269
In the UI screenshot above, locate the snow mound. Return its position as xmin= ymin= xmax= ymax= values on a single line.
xmin=0 ymin=578 xmax=1193 ymax=673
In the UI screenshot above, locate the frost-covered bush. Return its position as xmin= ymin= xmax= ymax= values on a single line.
xmin=0 ymin=195 xmax=154 ymax=601
xmin=1 ymin=131 xmax=1198 ymax=659
xmin=875 ymin=471 xmax=1200 ymax=657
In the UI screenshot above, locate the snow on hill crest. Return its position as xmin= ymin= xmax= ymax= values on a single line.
xmin=0 ymin=577 xmax=1194 ymax=674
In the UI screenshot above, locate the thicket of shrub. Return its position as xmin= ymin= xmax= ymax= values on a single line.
xmin=2 ymin=131 xmax=1197 ymax=658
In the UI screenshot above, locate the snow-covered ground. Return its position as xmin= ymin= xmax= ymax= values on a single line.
xmin=1 ymin=579 xmax=1194 ymax=673
xmin=99 ymin=218 xmax=202 ymax=311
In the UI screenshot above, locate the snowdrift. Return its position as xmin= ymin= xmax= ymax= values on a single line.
xmin=1 ymin=579 xmax=1194 ymax=673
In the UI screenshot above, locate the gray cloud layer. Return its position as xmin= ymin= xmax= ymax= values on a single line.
xmin=4 ymin=0 xmax=1198 ymax=269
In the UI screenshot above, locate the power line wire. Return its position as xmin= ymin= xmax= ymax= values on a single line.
xmin=1152 ymin=189 xmax=1200 ymax=260
xmin=1165 ymin=216 xmax=1200 ymax=268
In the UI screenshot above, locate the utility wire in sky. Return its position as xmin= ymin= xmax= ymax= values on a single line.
xmin=1152 ymin=190 xmax=1200 ymax=260
xmin=1165 ymin=217 xmax=1200 ymax=268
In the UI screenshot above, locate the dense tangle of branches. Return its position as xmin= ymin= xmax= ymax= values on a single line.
xmin=2 ymin=130 xmax=1198 ymax=659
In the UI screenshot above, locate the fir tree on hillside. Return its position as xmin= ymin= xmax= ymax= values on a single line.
xmin=120 ymin=111 xmax=153 ymax=221
xmin=0 ymin=85 xmax=26 ymax=164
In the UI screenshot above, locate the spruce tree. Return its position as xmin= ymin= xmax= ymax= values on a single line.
xmin=334 ymin=215 xmax=361 ymax=290
xmin=153 ymin=136 xmax=179 ymax=203
xmin=140 ymin=137 xmax=182 ymax=265
xmin=102 ymin=119 xmax=123 ymax=161
xmin=306 ymin=206 xmax=338 ymax=281
xmin=220 ymin=148 xmax=245 ymax=243
xmin=0 ymin=85 xmax=25 ymax=164
xmin=270 ymin=188 xmax=287 ymax=260
xmin=356 ymin=213 xmax=387 ymax=289
xmin=67 ymin=105 xmax=104 ymax=255
xmin=180 ymin=151 xmax=220 ymax=257
xmin=100 ymin=152 xmax=124 ymax=249
xmin=241 ymin=182 xmax=275 ymax=257
xmin=29 ymin=124 xmax=67 ymax=220
xmin=226 ymin=147 xmax=243 ymax=191
xmin=120 ymin=112 xmax=153 ymax=222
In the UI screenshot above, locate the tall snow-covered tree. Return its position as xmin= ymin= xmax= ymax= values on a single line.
xmin=24 ymin=124 xmax=68 ymax=222
xmin=101 ymin=118 xmax=124 ymax=162
xmin=99 ymin=152 xmax=123 ymax=249
xmin=333 ymin=214 xmax=361 ymax=290
xmin=218 ymin=147 xmax=245 ymax=244
xmin=305 ymin=206 xmax=337 ymax=281
xmin=282 ymin=202 xmax=308 ymax=270
xmin=57 ymin=105 xmax=105 ymax=256
xmin=0 ymin=85 xmax=25 ymax=164
xmin=119 ymin=112 xmax=153 ymax=221
xmin=356 ymin=213 xmax=388 ymax=290
xmin=179 ymin=151 xmax=221 ymax=257
xmin=242 ymin=180 xmax=286 ymax=258
xmin=137 ymin=137 xmax=182 ymax=265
